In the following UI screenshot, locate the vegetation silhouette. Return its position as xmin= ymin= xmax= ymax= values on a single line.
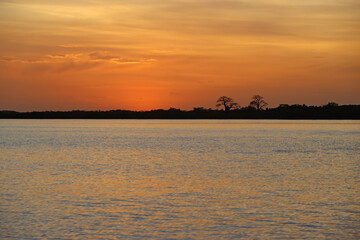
xmin=0 ymin=96 xmax=359 ymax=119
xmin=216 ymin=96 xmax=239 ymax=111
xmin=250 ymin=95 xmax=268 ymax=110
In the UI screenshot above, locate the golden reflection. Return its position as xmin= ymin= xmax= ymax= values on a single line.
xmin=1 ymin=120 xmax=359 ymax=238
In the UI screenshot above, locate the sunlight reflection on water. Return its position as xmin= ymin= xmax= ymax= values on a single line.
xmin=0 ymin=120 xmax=359 ymax=239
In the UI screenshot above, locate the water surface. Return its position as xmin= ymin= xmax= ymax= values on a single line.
xmin=0 ymin=120 xmax=359 ymax=239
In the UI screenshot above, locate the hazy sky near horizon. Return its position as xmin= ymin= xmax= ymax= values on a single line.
xmin=1 ymin=0 xmax=359 ymax=111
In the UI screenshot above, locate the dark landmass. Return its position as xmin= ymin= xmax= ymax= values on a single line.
xmin=1 ymin=104 xmax=360 ymax=119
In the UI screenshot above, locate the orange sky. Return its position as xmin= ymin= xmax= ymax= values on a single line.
xmin=0 ymin=0 xmax=359 ymax=111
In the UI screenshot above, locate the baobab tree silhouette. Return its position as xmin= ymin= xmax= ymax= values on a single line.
xmin=250 ymin=95 xmax=268 ymax=110
xmin=216 ymin=96 xmax=239 ymax=111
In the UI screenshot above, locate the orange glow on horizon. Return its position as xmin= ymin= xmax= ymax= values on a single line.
xmin=0 ymin=0 xmax=359 ymax=111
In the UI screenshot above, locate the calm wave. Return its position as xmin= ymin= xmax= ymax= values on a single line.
xmin=1 ymin=120 xmax=359 ymax=239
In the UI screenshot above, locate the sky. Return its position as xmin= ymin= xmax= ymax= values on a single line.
xmin=0 ymin=0 xmax=359 ymax=111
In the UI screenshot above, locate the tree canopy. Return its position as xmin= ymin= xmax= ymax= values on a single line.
xmin=250 ymin=95 xmax=268 ymax=110
xmin=216 ymin=96 xmax=239 ymax=111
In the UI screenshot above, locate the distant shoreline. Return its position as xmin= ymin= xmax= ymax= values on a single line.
xmin=1 ymin=104 xmax=359 ymax=119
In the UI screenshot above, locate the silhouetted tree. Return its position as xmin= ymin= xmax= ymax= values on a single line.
xmin=324 ymin=102 xmax=339 ymax=107
xmin=250 ymin=95 xmax=268 ymax=110
xmin=278 ymin=104 xmax=289 ymax=108
xmin=242 ymin=105 xmax=257 ymax=112
xmin=216 ymin=96 xmax=239 ymax=111
xmin=168 ymin=107 xmax=181 ymax=111
xmin=193 ymin=107 xmax=211 ymax=112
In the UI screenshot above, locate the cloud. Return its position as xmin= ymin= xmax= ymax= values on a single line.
xmin=47 ymin=53 xmax=82 ymax=60
xmin=58 ymin=44 xmax=81 ymax=48
xmin=89 ymin=52 xmax=118 ymax=60
xmin=0 ymin=57 xmax=50 ymax=64
xmin=89 ymin=52 xmax=156 ymax=64
xmin=0 ymin=50 xmax=157 ymax=75
xmin=1 ymin=53 xmax=82 ymax=63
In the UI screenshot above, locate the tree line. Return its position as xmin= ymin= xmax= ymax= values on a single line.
xmin=216 ymin=95 xmax=268 ymax=111
xmin=0 ymin=95 xmax=359 ymax=119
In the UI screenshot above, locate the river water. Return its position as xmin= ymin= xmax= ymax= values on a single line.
xmin=0 ymin=120 xmax=359 ymax=239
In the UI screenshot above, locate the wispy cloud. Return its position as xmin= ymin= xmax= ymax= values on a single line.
xmin=1 ymin=53 xmax=82 ymax=63
xmin=0 ymin=51 xmax=157 ymax=74
xmin=89 ymin=52 xmax=156 ymax=65
xmin=58 ymin=44 xmax=81 ymax=48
